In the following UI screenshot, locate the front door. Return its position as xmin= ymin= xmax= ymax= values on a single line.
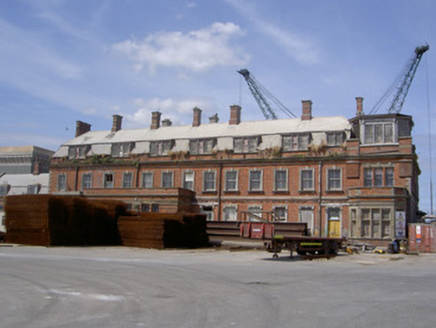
xmin=327 ymin=208 xmax=341 ymax=238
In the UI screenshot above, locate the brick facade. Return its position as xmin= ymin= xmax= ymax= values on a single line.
xmin=50 ymin=99 xmax=420 ymax=246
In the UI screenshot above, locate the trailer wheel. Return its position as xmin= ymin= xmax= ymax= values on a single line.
xmin=296 ymin=250 xmax=307 ymax=256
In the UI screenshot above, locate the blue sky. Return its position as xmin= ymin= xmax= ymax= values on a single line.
xmin=0 ymin=0 xmax=435 ymax=213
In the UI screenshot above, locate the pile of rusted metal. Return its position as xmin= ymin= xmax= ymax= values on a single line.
xmin=118 ymin=213 xmax=209 ymax=249
xmin=5 ymin=195 xmax=125 ymax=246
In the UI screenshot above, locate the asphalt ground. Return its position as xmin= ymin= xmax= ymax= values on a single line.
xmin=1 ymin=245 xmax=435 ymax=328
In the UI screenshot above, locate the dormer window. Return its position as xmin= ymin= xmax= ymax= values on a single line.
xmin=363 ymin=122 xmax=394 ymax=144
xmin=68 ymin=145 xmax=90 ymax=159
xmin=150 ymin=140 xmax=174 ymax=156
xmin=234 ymin=136 xmax=260 ymax=153
xmin=0 ymin=184 xmax=10 ymax=196
xmin=190 ymin=138 xmax=216 ymax=155
xmin=112 ymin=142 xmax=134 ymax=157
xmin=283 ymin=134 xmax=310 ymax=151
xmin=326 ymin=132 xmax=345 ymax=146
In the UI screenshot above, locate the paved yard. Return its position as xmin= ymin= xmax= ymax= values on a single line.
xmin=1 ymin=245 xmax=435 ymax=328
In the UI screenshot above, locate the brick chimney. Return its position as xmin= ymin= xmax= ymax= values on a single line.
xmin=356 ymin=97 xmax=364 ymax=116
xmin=162 ymin=118 xmax=172 ymax=127
xmin=229 ymin=105 xmax=241 ymax=125
xmin=209 ymin=113 xmax=219 ymax=123
xmin=75 ymin=120 xmax=91 ymax=137
xmin=192 ymin=107 xmax=202 ymax=127
xmin=150 ymin=111 xmax=161 ymax=130
xmin=301 ymin=100 xmax=312 ymax=121
xmin=111 ymin=114 xmax=123 ymax=132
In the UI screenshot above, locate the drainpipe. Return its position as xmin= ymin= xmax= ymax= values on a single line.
xmin=75 ymin=166 xmax=79 ymax=191
xmin=217 ymin=163 xmax=223 ymax=221
xmin=318 ymin=161 xmax=323 ymax=237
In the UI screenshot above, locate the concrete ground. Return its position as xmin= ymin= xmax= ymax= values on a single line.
xmin=1 ymin=245 xmax=436 ymax=328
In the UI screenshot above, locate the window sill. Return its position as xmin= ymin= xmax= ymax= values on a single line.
xmin=273 ymin=190 xmax=290 ymax=194
xmin=248 ymin=190 xmax=265 ymax=194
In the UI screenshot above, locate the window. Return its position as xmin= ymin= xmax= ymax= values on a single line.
xmin=385 ymin=167 xmax=394 ymax=186
xmin=249 ymin=170 xmax=263 ymax=191
xmin=150 ymin=140 xmax=174 ymax=156
xmin=112 ymin=142 xmax=134 ymax=157
xmin=364 ymin=122 xmax=394 ymax=144
xmin=162 ymin=172 xmax=174 ymax=188
xmin=104 ymin=173 xmax=114 ymax=188
xmin=274 ymin=169 xmax=288 ymax=191
xmin=141 ymin=204 xmax=150 ymax=212
xmin=151 ymin=204 xmax=159 ymax=212
xmin=363 ymin=167 xmax=394 ymax=187
xmin=223 ymin=206 xmax=238 ymax=221
xmin=183 ymin=171 xmax=194 ymax=190
xmin=122 ymin=172 xmax=133 ymax=188
xmin=327 ymin=169 xmax=342 ymax=190
xmin=82 ymin=173 xmax=92 ymax=189
xmin=142 ymin=172 xmax=153 ymax=188
xmin=274 ymin=206 xmax=287 ymax=222
xmin=351 ymin=208 xmax=392 ymax=239
xmin=247 ymin=205 xmax=263 ymax=221
xmin=189 ymin=139 xmax=216 ymax=155
xmin=57 ymin=174 xmax=67 ymax=191
xmin=283 ymin=134 xmax=310 ymax=151
xmin=234 ymin=136 xmax=260 ymax=153
xmin=225 ymin=170 xmax=238 ymax=191
xmin=201 ymin=205 xmax=214 ymax=221
xmin=326 ymin=132 xmax=345 ymax=146
xmin=300 ymin=169 xmax=314 ymax=191
xmin=68 ymin=145 xmax=90 ymax=159
xmin=27 ymin=184 xmax=41 ymax=195
xmin=203 ymin=171 xmax=216 ymax=192
xmin=0 ymin=184 xmax=10 ymax=196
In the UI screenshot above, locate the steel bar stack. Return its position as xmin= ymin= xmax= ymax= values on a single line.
xmin=5 ymin=195 xmax=126 ymax=246
xmin=118 ymin=212 xmax=208 ymax=249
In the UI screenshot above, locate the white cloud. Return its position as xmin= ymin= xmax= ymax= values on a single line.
xmin=124 ymin=97 xmax=213 ymax=126
xmin=225 ymin=0 xmax=318 ymax=65
xmin=112 ymin=22 xmax=249 ymax=74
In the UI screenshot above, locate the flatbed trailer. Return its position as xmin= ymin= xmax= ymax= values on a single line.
xmin=240 ymin=222 xmax=344 ymax=259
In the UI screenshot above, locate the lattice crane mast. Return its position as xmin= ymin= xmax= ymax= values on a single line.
xmin=371 ymin=44 xmax=429 ymax=114
xmin=238 ymin=69 xmax=296 ymax=120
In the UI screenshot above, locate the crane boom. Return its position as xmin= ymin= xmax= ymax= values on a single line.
xmin=371 ymin=45 xmax=429 ymax=115
xmin=238 ymin=69 xmax=296 ymax=119
xmin=388 ymin=44 xmax=429 ymax=114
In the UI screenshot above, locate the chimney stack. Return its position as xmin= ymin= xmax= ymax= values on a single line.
xmin=209 ymin=113 xmax=219 ymax=123
xmin=192 ymin=107 xmax=202 ymax=127
xmin=229 ymin=105 xmax=241 ymax=125
xmin=150 ymin=111 xmax=161 ymax=130
xmin=111 ymin=114 xmax=123 ymax=132
xmin=75 ymin=120 xmax=91 ymax=137
xmin=301 ymin=100 xmax=312 ymax=121
xmin=162 ymin=118 xmax=172 ymax=127
xmin=356 ymin=97 xmax=364 ymax=116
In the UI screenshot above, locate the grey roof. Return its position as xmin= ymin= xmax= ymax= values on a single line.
xmin=54 ymin=116 xmax=351 ymax=157
xmin=0 ymin=173 xmax=50 ymax=195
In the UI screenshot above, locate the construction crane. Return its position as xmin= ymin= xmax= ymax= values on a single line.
xmin=370 ymin=44 xmax=429 ymax=115
xmin=238 ymin=69 xmax=296 ymax=119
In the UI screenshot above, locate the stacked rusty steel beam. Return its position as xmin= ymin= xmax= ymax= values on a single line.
xmin=118 ymin=212 xmax=209 ymax=249
xmin=5 ymin=195 xmax=126 ymax=246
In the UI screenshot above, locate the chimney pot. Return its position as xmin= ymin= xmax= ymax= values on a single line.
xmin=356 ymin=97 xmax=364 ymax=116
xmin=111 ymin=114 xmax=123 ymax=132
xmin=75 ymin=120 xmax=91 ymax=137
xmin=301 ymin=100 xmax=312 ymax=121
xmin=209 ymin=113 xmax=219 ymax=123
xmin=192 ymin=107 xmax=202 ymax=127
xmin=229 ymin=105 xmax=241 ymax=125
xmin=162 ymin=118 xmax=172 ymax=127
xmin=150 ymin=111 xmax=161 ymax=130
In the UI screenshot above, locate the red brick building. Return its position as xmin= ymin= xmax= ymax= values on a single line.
xmin=50 ymin=98 xmax=420 ymax=245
